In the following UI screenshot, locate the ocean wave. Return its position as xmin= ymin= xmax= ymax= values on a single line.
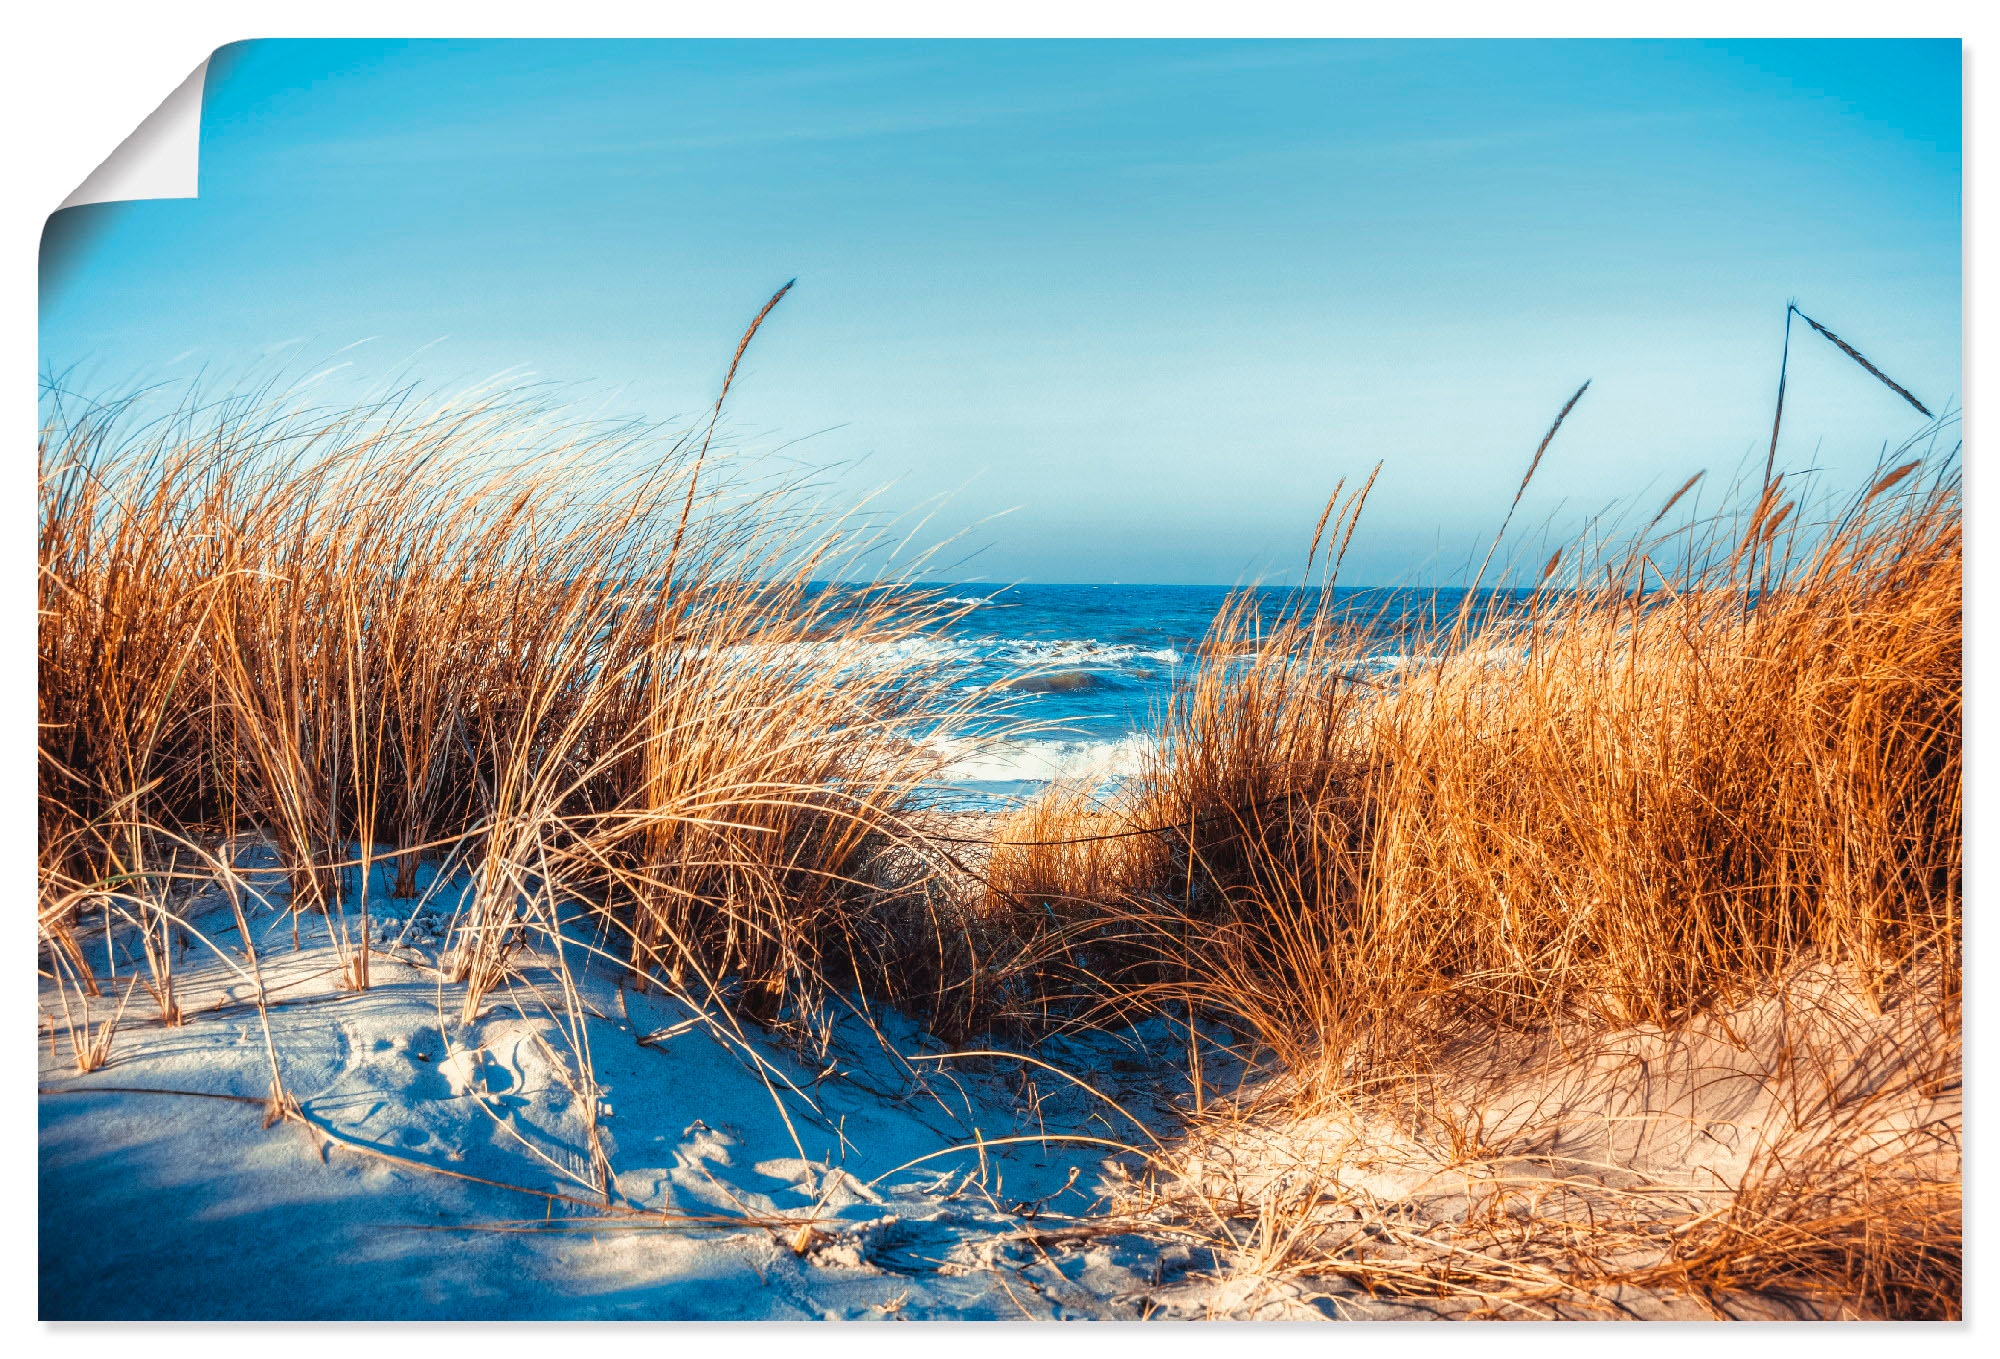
xmin=715 ymin=635 xmax=1184 ymax=675
xmin=709 ymin=629 xmax=1519 ymax=687
xmin=990 ymin=639 xmax=1182 ymax=667
xmin=926 ymin=733 xmax=1156 ymax=785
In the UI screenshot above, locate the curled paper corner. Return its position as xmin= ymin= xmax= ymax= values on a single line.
xmin=58 ymin=58 xmax=210 ymax=210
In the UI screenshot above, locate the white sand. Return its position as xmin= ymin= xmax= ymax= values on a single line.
xmin=39 ymin=851 xmax=1242 ymax=1320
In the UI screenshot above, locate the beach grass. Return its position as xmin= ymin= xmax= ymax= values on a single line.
xmin=976 ymin=426 xmax=1961 ymax=1317
xmin=1037 ymin=448 xmax=1960 ymax=1054
xmin=35 ymin=365 xmax=991 ymax=1046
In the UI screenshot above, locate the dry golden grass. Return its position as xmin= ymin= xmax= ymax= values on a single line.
xmin=37 ymin=295 xmax=994 ymax=1065
xmin=978 ymin=418 xmax=1960 ymax=1316
xmin=1152 ymin=455 xmax=1949 ymax=1051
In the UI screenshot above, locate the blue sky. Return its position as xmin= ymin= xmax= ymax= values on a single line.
xmin=40 ymin=39 xmax=1961 ymax=584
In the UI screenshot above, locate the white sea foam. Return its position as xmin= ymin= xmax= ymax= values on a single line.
xmin=989 ymin=639 xmax=1181 ymax=667
xmin=926 ymin=732 xmax=1156 ymax=785
xmin=716 ymin=635 xmax=1183 ymax=676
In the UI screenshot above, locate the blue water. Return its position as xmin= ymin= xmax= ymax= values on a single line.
xmin=914 ymin=584 xmax=1519 ymax=806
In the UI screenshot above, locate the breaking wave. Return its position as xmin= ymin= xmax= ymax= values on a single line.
xmin=925 ymin=733 xmax=1157 ymax=787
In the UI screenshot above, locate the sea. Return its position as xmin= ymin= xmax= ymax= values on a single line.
xmin=911 ymin=583 xmax=1521 ymax=807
